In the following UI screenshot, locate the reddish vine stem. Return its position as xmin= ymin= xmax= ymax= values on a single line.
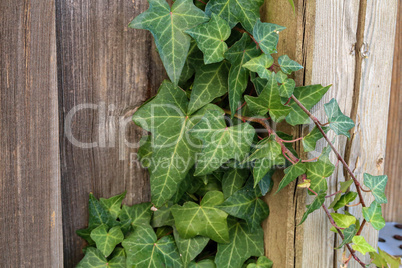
xmin=224 ymin=109 xmax=366 ymax=267
xmin=290 ymin=95 xmax=366 ymax=208
xmin=233 ymin=27 xmax=261 ymax=50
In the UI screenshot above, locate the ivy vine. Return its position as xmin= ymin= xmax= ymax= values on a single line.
xmin=76 ymin=0 xmax=400 ymax=267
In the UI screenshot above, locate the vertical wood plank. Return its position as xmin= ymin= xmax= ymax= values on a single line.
xmin=0 ymin=0 xmax=62 ymax=267
xmin=299 ymin=1 xmax=360 ymax=267
xmin=347 ymin=1 xmax=398 ymax=266
xmin=261 ymin=0 xmax=316 ymax=267
xmin=384 ymin=3 xmax=402 ymax=223
xmin=55 ymin=0 xmax=166 ymax=266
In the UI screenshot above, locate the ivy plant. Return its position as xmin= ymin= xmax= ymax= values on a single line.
xmin=76 ymin=0 xmax=400 ymax=267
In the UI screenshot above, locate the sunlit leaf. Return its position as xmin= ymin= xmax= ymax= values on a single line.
xmin=76 ymin=247 xmax=125 ymax=268
xmin=302 ymin=126 xmax=329 ymax=153
xmin=247 ymin=256 xmax=273 ymax=268
xmin=351 ymin=236 xmax=376 ymax=255
xmin=90 ymin=225 xmax=124 ymax=257
xmin=243 ymin=54 xmax=273 ymax=80
xmin=173 ymin=228 xmax=209 ymax=267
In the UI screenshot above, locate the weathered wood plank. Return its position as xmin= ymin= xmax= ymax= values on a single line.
xmin=347 ymin=1 xmax=398 ymax=266
xmin=261 ymin=0 xmax=316 ymax=267
xmin=384 ymin=3 xmax=401 ymax=223
xmin=55 ymin=0 xmax=166 ymax=266
xmin=263 ymin=0 xmax=397 ymax=267
xmin=0 ymin=0 xmax=62 ymax=267
xmin=299 ymin=1 xmax=360 ymax=267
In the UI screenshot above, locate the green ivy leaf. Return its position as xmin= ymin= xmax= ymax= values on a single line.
xmin=362 ymin=200 xmax=385 ymax=230
xmin=242 ymin=54 xmax=273 ymax=80
xmin=335 ymin=223 xmax=358 ymax=249
xmin=324 ymin=98 xmax=355 ymax=138
xmin=188 ymin=61 xmax=230 ymax=115
xmin=119 ymin=202 xmax=152 ymax=233
xmin=206 ymin=0 xmax=264 ymax=32
xmin=278 ymin=55 xmax=303 ymax=74
xmin=172 ymin=191 xmax=229 ymax=243
xmin=258 ymin=169 xmax=275 ymax=196
xmin=90 ymin=225 xmax=124 ymax=257
xmin=76 ymin=247 xmax=125 ymax=268
xmin=222 ymin=168 xmax=249 ymax=199
xmin=152 ymin=202 xmax=175 ymax=228
xmin=330 ymin=213 xmax=356 ymax=232
xmin=363 ymin=173 xmax=388 ymax=204
xmin=138 ymin=136 xmax=153 ymax=169
xmin=305 ymin=157 xmax=334 ymax=194
xmin=191 ymin=109 xmax=255 ymax=176
xmin=245 ymin=74 xmax=291 ymax=122
xmin=286 ymin=84 xmax=331 ymax=126
xmin=276 ymin=162 xmax=306 ymax=193
xmin=215 ymin=218 xmax=264 ymax=268
xmin=252 ymin=156 xmax=284 ymax=188
xmin=275 ymin=71 xmax=288 ymax=83
xmin=351 ymin=236 xmax=376 ymax=255
xmin=328 ymin=180 xmax=354 ymax=209
xmin=129 ymin=0 xmax=208 ymax=85
xmin=218 ymin=179 xmax=269 ymax=229
xmin=331 ymin=192 xmax=358 ymax=211
xmin=302 ymin=126 xmax=329 ymax=152
xmin=99 ymin=192 xmax=126 ymax=220
xmin=253 ymin=20 xmax=286 ymax=54
xmin=299 ymin=191 xmax=326 ymax=225
xmin=370 ymin=248 xmax=402 ymax=268
xmin=88 ymin=193 xmax=117 ymax=229
xmin=122 ymin=224 xmax=183 ymax=267
xmin=189 ymin=259 xmax=216 ymax=268
xmin=180 ymin=40 xmax=204 ymax=86
xmin=247 ymin=256 xmax=273 ymax=268
xmin=186 ymin=14 xmax=231 ymax=64
xmin=278 ymin=78 xmax=296 ymax=100
xmin=173 ymin=228 xmax=210 ymax=267
xmin=225 ymin=34 xmax=261 ymax=114
xmin=134 ymin=81 xmax=221 ymax=206
xmin=243 ymin=135 xmax=281 ymax=166
xmin=339 ymin=180 xmax=354 ymax=193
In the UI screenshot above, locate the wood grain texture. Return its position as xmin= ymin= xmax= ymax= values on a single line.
xmin=263 ymin=0 xmax=397 ymax=267
xmin=346 ymin=1 xmax=398 ymax=266
xmin=261 ymin=0 xmax=316 ymax=267
xmin=384 ymin=3 xmax=401 ymax=223
xmin=55 ymin=0 xmax=166 ymax=266
xmin=300 ymin=1 xmax=360 ymax=267
xmin=0 ymin=0 xmax=63 ymax=267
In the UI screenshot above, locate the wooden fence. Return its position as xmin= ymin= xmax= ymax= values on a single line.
xmin=0 ymin=0 xmax=398 ymax=267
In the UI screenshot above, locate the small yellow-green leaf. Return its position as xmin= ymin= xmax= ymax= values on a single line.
xmin=331 ymin=191 xmax=358 ymax=211
xmin=351 ymin=236 xmax=376 ymax=255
